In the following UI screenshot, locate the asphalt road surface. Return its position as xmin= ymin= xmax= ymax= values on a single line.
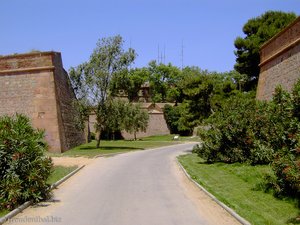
xmin=5 ymin=143 xmax=240 ymax=225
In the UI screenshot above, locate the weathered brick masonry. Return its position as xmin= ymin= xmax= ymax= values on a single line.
xmin=0 ymin=51 xmax=85 ymax=152
xmin=257 ymin=17 xmax=300 ymax=100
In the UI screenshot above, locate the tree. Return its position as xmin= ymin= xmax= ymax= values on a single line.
xmin=111 ymin=67 xmax=149 ymax=102
xmin=69 ymin=35 xmax=136 ymax=147
xmin=104 ymin=98 xmax=128 ymax=140
xmin=177 ymin=67 xmax=214 ymax=131
xmin=124 ymin=103 xmax=149 ymax=140
xmin=163 ymin=104 xmax=181 ymax=134
xmin=234 ymin=11 xmax=296 ymax=90
xmin=148 ymin=61 xmax=182 ymax=103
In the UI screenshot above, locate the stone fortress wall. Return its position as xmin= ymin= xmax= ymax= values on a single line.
xmin=0 ymin=51 xmax=85 ymax=152
xmin=257 ymin=17 xmax=300 ymax=100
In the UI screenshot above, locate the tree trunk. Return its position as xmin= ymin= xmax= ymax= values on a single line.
xmin=96 ymin=131 xmax=101 ymax=148
xmin=134 ymin=131 xmax=137 ymax=141
xmin=84 ymin=120 xmax=91 ymax=143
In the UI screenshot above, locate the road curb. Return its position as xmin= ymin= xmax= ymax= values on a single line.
xmin=176 ymin=159 xmax=251 ymax=225
xmin=50 ymin=165 xmax=85 ymax=189
xmin=0 ymin=165 xmax=85 ymax=225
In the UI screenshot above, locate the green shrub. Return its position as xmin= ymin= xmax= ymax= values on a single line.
xmin=163 ymin=104 xmax=191 ymax=135
xmin=195 ymin=92 xmax=257 ymax=163
xmin=270 ymin=81 xmax=300 ymax=199
xmin=195 ymin=80 xmax=300 ymax=199
xmin=0 ymin=114 xmax=52 ymax=210
xmin=90 ymin=132 xmax=96 ymax=140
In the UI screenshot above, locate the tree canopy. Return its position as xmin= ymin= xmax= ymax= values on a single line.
xmin=69 ymin=35 xmax=136 ymax=147
xmin=234 ymin=11 xmax=296 ymax=90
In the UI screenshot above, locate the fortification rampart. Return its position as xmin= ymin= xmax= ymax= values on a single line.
xmin=0 ymin=51 xmax=84 ymax=152
xmin=257 ymin=17 xmax=300 ymax=100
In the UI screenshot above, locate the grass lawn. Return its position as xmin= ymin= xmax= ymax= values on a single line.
xmin=0 ymin=209 xmax=9 ymax=218
xmin=47 ymin=166 xmax=78 ymax=184
xmin=178 ymin=153 xmax=299 ymax=225
xmin=47 ymin=135 xmax=190 ymax=158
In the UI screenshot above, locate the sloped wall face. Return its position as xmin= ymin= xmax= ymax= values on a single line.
xmin=257 ymin=17 xmax=300 ymax=100
xmin=122 ymin=113 xmax=170 ymax=139
xmin=0 ymin=52 xmax=84 ymax=152
xmin=52 ymin=54 xmax=85 ymax=151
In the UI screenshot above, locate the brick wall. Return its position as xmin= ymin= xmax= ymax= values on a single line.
xmin=122 ymin=113 xmax=170 ymax=139
xmin=257 ymin=17 xmax=300 ymax=100
xmin=0 ymin=52 xmax=84 ymax=152
xmin=52 ymin=53 xmax=85 ymax=151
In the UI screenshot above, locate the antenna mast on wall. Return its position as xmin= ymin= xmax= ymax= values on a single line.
xmin=163 ymin=44 xmax=166 ymax=64
xmin=130 ymin=38 xmax=132 ymax=69
xmin=157 ymin=44 xmax=160 ymax=64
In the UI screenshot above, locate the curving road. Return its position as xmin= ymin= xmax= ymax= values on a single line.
xmin=5 ymin=143 xmax=240 ymax=225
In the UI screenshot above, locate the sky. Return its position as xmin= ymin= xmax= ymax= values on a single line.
xmin=1 ymin=0 xmax=299 ymax=73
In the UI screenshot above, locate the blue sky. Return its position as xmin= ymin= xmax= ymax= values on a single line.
xmin=1 ymin=1 xmax=299 ymax=72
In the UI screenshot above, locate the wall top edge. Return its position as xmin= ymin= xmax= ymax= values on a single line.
xmin=260 ymin=16 xmax=300 ymax=50
xmin=0 ymin=51 xmax=61 ymax=60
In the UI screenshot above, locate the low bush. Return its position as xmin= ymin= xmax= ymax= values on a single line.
xmin=195 ymin=92 xmax=257 ymax=163
xmin=195 ymin=80 xmax=300 ymax=199
xmin=0 ymin=114 xmax=52 ymax=210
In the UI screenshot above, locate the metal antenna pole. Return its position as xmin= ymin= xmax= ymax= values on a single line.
xmin=158 ymin=44 xmax=160 ymax=63
xmin=164 ymin=44 xmax=166 ymax=64
xmin=181 ymin=39 xmax=184 ymax=69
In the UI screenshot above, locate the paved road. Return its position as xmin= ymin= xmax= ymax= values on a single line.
xmin=5 ymin=143 xmax=240 ymax=225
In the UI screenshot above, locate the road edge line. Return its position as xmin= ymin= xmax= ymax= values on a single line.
xmin=176 ymin=158 xmax=251 ymax=225
xmin=0 ymin=165 xmax=85 ymax=225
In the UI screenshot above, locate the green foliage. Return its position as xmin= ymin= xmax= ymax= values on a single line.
xmin=270 ymin=81 xmax=300 ymax=199
xmin=0 ymin=114 xmax=52 ymax=210
xmin=69 ymin=35 xmax=136 ymax=147
xmin=175 ymin=68 xmax=240 ymax=132
xmin=163 ymin=104 xmax=181 ymax=134
xmin=234 ymin=11 xmax=296 ymax=90
xmin=177 ymin=67 xmax=213 ymax=130
xmin=195 ymin=80 xmax=300 ymax=200
xmin=103 ymin=98 xmax=128 ymax=140
xmin=111 ymin=67 xmax=150 ymax=102
xmin=196 ymin=92 xmax=257 ymax=163
xmin=123 ymin=103 xmax=149 ymax=140
xmin=148 ymin=61 xmax=182 ymax=103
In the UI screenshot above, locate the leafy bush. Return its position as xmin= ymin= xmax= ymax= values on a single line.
xmin=270 ymin=81 xmax=300 ymax=199
xmin=0 ymin=114 xmax=52 ymax=210
xmin=195 ymin=92 xmax=257 ymax=163
xmin=163 ymin=104 xmax=193 ymax=136
xmin=195 ymin=80 xmax=300 ymax=199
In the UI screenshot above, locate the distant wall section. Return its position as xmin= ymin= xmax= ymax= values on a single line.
xmin=121 ymin=113 xmax=170 ymax=139
xmin=257 ymin=17 xmax=300 ymax=100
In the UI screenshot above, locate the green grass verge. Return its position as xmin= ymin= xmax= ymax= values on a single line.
xmin=0 ymin=209 xmax=9 ymax=217
xmin=47 ymin=135 xmax=188 ymax=158
xmin=178 ymin=153 xmax=299 ymax=225
xmin=47 ymin=166 xmax=78 ymax=184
